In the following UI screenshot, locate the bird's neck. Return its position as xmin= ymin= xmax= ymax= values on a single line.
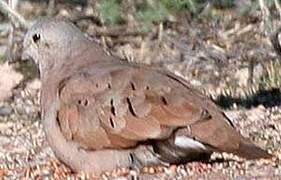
xmin=40 ymin=39 xmax=114 ymax=80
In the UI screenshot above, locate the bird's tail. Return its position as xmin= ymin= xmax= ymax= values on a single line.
xmin=183 ymin=111 xmax=273 ymax=160
xmin=232 ymin=138 xmax=272 ymax=159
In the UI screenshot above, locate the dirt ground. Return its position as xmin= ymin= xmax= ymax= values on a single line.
xmin=1 ymin=1 xmax=281 ymax=179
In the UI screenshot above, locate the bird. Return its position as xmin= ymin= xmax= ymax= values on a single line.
xmin=22 ymin=18 xmax=271 ymax=175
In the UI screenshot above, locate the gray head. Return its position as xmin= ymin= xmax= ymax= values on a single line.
xmin=22 ymin=18 xmax=90 ymax=77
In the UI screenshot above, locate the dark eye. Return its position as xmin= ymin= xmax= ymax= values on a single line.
xmin=32 ymin=34 xmax=41 ymax=43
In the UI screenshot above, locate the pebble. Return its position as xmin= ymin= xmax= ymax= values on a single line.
xmin=148 ymin=167 xmax=155 ymax=174
xmin=0 ymin=106 xmax=12 ymax=116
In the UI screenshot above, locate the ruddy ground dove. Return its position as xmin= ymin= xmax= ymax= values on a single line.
xmin=22 ymin=18 xmax=271 ymax=175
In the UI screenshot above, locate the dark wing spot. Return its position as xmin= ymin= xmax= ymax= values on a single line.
xmin=83 ymin=99 xmax=89 ymax=106
xmin=78 ymin=100 xmax=82 ymax=105
xmin=130 ymin=82 xmax=136 ymax=90
xmin=161 ymin=96 xmax=168 ymax=105
xmin=126 ymin=97 xmax=137 ymax=117
xmin=145 ymin=86 xmax=150 ymax=90
xmin=56 ymin=116 xmax=61 ymax=128
xmin=96 ymin=84 xmax=99 ymax=88
xmin=110 ymin=98 xmax=116 ymax=116
xmin=109 ymin=117 xmax=115 ymax=128
xmin=108 ymin=83 xmax=112 ymax=89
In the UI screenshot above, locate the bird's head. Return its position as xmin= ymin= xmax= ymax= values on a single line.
xmin=22 ymin=18 xmax=89 ymax=77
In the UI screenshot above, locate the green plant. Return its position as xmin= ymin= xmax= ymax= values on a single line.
xmin=161 ymin=0 xmax=204 ymax=13
xmin=135 ymin=1 xmax=169 ymax=24
xmin=239 ymin=0 xmax=275 ymax=16
xmin=161 ymin=0 xmax=192 ymax=11
xmin=259 ymin=60 xmax=281 ymax=90
xmin=97 ymin=0 xmax=123 ymax=25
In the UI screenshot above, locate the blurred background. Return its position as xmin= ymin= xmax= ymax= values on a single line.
xmin=1 ymin=0 xmax=281 ymax=179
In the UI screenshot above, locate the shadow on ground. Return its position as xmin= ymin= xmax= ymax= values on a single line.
xmin=214 ymin=88 xmax=281 ymax=109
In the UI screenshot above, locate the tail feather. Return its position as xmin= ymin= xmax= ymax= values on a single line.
xmin=185 ymin=113 xmax=272 ymax=160
xmin=233 ymin=140 xmax=272 ymax=159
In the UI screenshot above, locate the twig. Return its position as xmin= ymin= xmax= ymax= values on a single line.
xmin=6 ymin=0 xmax=23 ymax=62
xmin=110 ymin=36 xmax=142 ymax=47
xmin=274 ymin=0 xmax=281 ymax=20
xmin=258 ymin=0 xmax=271 ymax=34
xmin=259 ymin=0 xmax=270 ymax=18
xmin=236 ymin=24 xmax=254 ymax=36
xmin=6 ymin=0 xmax=16 ymax=62
xmin=157 ymin=22 xmax=163 ymax=42
xmin=270 ymin=28 xmax=281 ymax=57
xmin=0 ymin=0 xmax=28 ymax=29
xmin=221 ymin=23 xmax=240 ymax=39
xmin=88 ymin=25 xmax=149 ymax=37
xmin=47 ymin=0 xmax=55 ymax=16
xmin=71 ymin=15 xmax=102 ymax=26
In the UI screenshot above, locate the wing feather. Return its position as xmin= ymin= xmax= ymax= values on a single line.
xmin=58 ymin=65 xmax=205 ymax=150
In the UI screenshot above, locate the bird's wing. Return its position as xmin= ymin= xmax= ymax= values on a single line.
xmin=57 ymin=63 xmax=213 ymax=149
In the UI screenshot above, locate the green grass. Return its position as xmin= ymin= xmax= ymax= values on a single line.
xmin=161 ymin=0 xmax=200 ymax=12
xmin=95 ymin=0 xmax=242 ymax=27
xmin=96 ymin=0 xmax=279 ymax=26
xmin=212 ymin=0 xmax=234 ymax=8
xmin=238 ymin=0 xmax=275 ymax=16
xmin=97 ymin=0 xmax=123 ymax=25
xmin=96 ymin=0 xmax=208 ymax=26
xmin=259 ymin=60 xmax=281 ymax=90
xmin=135 ymin=1 xmax=169 ymax=26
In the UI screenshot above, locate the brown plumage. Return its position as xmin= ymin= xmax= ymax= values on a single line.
xmin=22 ymin=18 xmax=271 ymax=175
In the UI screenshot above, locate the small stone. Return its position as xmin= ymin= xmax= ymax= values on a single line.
xmin=142 ymin=167 xmax=148 ymax=173
xmin=164 ymin=165 xmax=177 ymax=176
xmin=0 ymin=106 xmax=12 ymax=116
xmin=148 ymin=167 xmax=155 ymax=174
xmin=169 ymin=165 xmax=177 ymax=172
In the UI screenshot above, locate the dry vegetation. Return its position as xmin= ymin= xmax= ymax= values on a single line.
xmin=1 ymin=0 xmax=281 ymax=179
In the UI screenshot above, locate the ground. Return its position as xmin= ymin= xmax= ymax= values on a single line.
xmin=0 ymin=0 xmax=281 ymax=179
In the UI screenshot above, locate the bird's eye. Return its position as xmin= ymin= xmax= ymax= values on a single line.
xmin=32 ymin=33 xmax=41 ymax=43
